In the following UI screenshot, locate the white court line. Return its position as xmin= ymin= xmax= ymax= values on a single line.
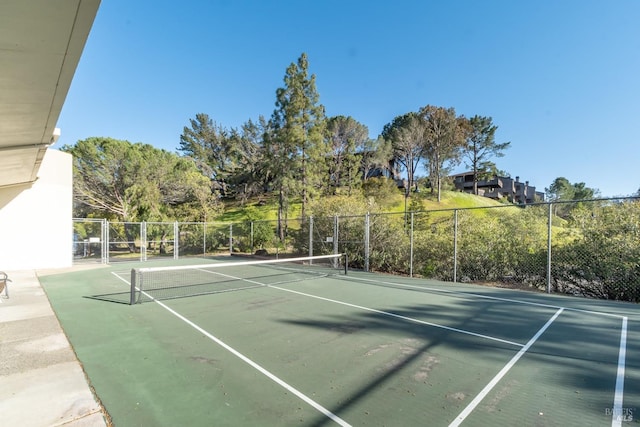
xmin=345 ymin=275 xmax=627 ymax=319
xmin=611 ymin=317 xmax=628 ymax=427
xmin=111 ymin=271 xmax=352 ymax=427
xmin=449 ymin=308 xmax=564 ymax=427
xmin=269 ymin=285 xmax=524 ymax=348
xmin=111 ymin=271 xmax=131 ymax=284
xmin=132 ymin=268 xmax=522 ymax=348
xmin=118 ymin=268 xmax=522 ymax=346
xmin=307 ymin=275 xmax=629 ymax=425
xmin=150 ymin=299 xmax=351 ymax=427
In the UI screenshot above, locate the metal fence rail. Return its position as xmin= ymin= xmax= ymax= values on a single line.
xmin=73 ymin=197 xmax=640 ymax=301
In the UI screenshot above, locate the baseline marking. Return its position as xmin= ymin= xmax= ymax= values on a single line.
xmin=449 ymin=307 xmax=564 ymax=427
xmin=611 ymin=316 xmax=628 ymax=427
xmin=111 ymin=272 xmax=352 ymax=427
xmin=345 ymin=275 xmax=626 ymax=319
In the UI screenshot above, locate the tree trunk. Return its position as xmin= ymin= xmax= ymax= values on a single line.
xmin=124 ymin=223 xmax=138 ymax=253
xmin=159 ymin=232 xmax=167 ymax=255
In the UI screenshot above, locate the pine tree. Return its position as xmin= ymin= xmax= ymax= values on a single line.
xmin=462 ymin=115 xmax=511 ymax=195
xmin=268 ymin=53 xmax=327 ymax=236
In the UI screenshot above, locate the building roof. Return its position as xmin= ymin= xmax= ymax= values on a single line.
xmin=0 ymin=0 xmax=100 ymax=188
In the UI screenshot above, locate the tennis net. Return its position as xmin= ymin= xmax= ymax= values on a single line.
xmin=129 ymin=253 xmax=346 ymax=304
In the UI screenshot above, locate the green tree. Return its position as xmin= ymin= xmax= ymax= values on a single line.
xmin=545 ymin=177 xmax=575 ymax=201
xmin=326 ymin=115 xmax=369 ymax=195
xmin=179 ymin=112 xmax=263 ymax=198
xmin=360 ymin=136 xmax=393 ymax=182
xmin=546 ymin=177 xmax=599 ymax=217
xmin=419 ymin=105 xmax=466 ymax=202
xmin=268 ymin=53 xmax=328 ymax=238
xmin=262 ymin=116 xmax=291 ymax=241
xmin=382 ymin=112 xmax=424 ymax=194
xmin=461 ymin=115 xmax=511 ymax=195
xmin=382 ymin=112 xmax=426 ymax=224
xmin=63 ymin=137 xmax=219 ymax=222
xmin=572 ymin=182 xmax=598 ymax=200
xmin=229 ymin=116 xmax=269 ymax=204
xmin=545 ymin=177 xmax=599 ymax=201
xmin=476 ymin=161 xmax=508 ymax=181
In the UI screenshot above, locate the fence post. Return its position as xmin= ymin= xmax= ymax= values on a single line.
xmin=453 ymin=209 xmax=458 ymax=283
xmin=547 ymin=202 xmax=553 ymax=293
xmin=103 ymin=219 xmax=109 ymax=264
xmin=333 ymin=216 xmax=339 ymax=268
xmin=229 ymin=223 xmax=233 ymax=255
xmin=250 ymin=221 xmax=254 ymax=254
xmin=141 ymin=222 xmax=147 ymax=262
xmin=174 ymin=221 xmax=179 ymax=260
xmin=203 ymin=222 xmax=207 ymax=257
xmin=333 ymin=215 xmax=339 ymax=255
xmin=410 ymin=212 xmax=414 ymax=278
xmin=309 ymin=215 xmax=314 ymax=259
xmin=364 ymin=212 xmax=370 ymax=272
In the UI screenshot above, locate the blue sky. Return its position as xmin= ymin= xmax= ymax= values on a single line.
xmin=58 ymin=0 xmax=640 ymax=197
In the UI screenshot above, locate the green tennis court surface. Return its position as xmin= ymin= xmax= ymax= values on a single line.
xmin=39 ymin=257 xmax=639 ymax=426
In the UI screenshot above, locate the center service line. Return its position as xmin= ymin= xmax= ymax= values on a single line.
xmin=449 ymin=307 xmax=564 ymax=427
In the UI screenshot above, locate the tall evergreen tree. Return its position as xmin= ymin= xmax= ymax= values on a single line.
xmin=228 ymin=116 xmax=268 ymax=204
xmin=178 ymin=113 xmax=234 ymax=195
xmin=268 ymin=53 xmax=327 ymax=236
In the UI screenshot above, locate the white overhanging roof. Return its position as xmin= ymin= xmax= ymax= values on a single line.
xmin=0 ymin=0 xmax=100 ymax=188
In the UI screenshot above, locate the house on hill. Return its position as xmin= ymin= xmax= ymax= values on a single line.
xmin=451 ymin=172 xmax=544 ymax=204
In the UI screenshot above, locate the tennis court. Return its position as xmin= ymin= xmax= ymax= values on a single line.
xmin=39 ymin=255 xmax=638 ymax=426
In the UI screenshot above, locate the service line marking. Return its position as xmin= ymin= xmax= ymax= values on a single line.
xmin=269 ymin=285 xmax=524 ymax=348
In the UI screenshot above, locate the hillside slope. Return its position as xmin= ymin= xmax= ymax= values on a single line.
xmin=218 ymin=190 xmax=507 ymax=222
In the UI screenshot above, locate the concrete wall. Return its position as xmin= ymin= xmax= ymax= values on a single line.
xmin=0 ymin=149 xmax=72 ymax=270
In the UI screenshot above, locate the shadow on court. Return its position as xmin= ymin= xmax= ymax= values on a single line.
xmin=275 ymin=297 xmax=627 ymax=426
xmin=39 ymin=264 xmax=636 ymax=426
xmin=277 ymin=300 xmax=523 ymax=426
xmin=85 ymin=292 xmax=131 ymax=304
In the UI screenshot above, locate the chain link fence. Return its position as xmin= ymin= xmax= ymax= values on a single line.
xmin=73 ymin=197 xmax=640 ymax=302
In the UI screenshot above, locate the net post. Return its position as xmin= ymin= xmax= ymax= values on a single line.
xmin=343 ymin=253 xmax=348 ymax=275
xmin=130 ymin=269 xmax=137 ymax=305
